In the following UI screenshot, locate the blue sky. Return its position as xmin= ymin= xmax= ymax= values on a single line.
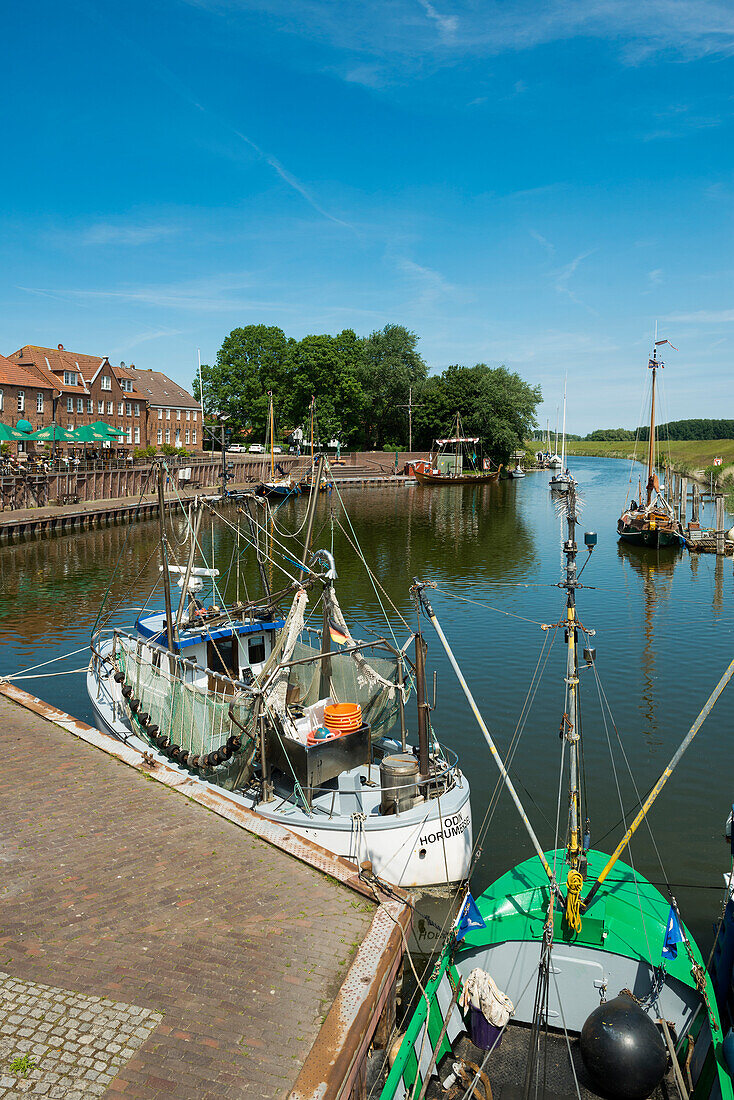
xmin=2 ymin=0 xmax=733 ymax=433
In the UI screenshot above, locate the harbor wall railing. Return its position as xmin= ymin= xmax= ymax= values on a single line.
xmin=0 ymin=451 xmax=430 ymax=511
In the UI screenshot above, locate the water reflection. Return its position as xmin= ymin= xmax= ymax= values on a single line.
xmin=616 ymin=541 xmax=682 ymax=741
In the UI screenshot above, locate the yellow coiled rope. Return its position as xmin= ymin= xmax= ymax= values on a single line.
xmin=565 ymin=870 xmax=584 ymax=933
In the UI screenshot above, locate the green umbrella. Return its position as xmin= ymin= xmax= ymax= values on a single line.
xmin=0 ymin=423 xmax=31 ymax=442
xmin=74 ymin=424 xmax=111 ymax=443
xmin=90 ymin=421 xmax=125 ymax=438
xmin=30 ymin=424 xmax=78 ymax=443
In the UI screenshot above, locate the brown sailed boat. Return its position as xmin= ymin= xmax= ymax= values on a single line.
xmin=617 ymin=339 xmax=685 ymax=549
xmin=414 ymin=414 xmax=502 ymax=486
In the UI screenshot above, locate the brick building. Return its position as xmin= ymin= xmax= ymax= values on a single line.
xmin=0 ymin=354 xmax=55 ymax=439
xmin=125 ymin=367 xmax=202 ymax=451
xmin=5 ymin=345 xmax=202 ymax=453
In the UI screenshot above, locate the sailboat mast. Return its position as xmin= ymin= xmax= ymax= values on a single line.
xmin=563 ymin=487 xmax=582 ymax=867
xmin=646 ymin=350 xmax=657 ymax=508
xmin=269 ymin=393 xmax=275 ymax=481
xmin=561 ymin=376 xmax=567 ymax=469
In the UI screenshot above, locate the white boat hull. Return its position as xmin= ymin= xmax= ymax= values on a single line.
xmin=87 ymin=663 xmax=472 ymax=890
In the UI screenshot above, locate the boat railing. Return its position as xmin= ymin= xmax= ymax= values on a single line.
xmin=97 ymin=628 xmax=258 ymax=696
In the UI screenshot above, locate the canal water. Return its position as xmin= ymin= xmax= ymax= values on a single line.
xmin=2 ymin=456 xmax=732 ymax=947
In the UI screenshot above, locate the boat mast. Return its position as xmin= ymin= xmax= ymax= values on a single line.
xmin=561 ymin=376 xmax=567 ymax=470
xmin=646 ymin=347 xmax=658 ymax=508
xmin=156 ymin=462 xmax=175 ymax=651
xmin=561 ymin=483 xmax=582 ymax=868
xmin=269 ymin=392 xmax=275 ymax=482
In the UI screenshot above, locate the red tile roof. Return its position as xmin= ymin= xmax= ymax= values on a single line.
xmin=126 ymin=367 xmax=200 ymax=409
xmin=0 ymin=354 xmax=54 ymax=391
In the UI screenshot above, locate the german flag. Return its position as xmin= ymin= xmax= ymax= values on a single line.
xmin=329 ymin=619 xmax=349 ymax=645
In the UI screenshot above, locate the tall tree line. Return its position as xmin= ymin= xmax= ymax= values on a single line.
xmin=195 ymin=323 xmax=541 ymax=462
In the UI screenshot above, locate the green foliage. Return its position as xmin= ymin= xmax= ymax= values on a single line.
xmin=358 ymin=324 xmax=427 ymax=448
xmin=9 ymin=1054 xmax=36 ymax=1077
xmin=413 ymin=364 xmax=542 ymax=464
xmin=0 ymin=443 xmax=9 ymax=456
xmin=585 ymin=428 xmax=636 ymax=441
xmin=134 ymin=445 xmax=157 ymax=459
xmin=198 ymin=324 xmax=541 ymax=460
xmin=161 ymin=443 xmax=177 ymax=455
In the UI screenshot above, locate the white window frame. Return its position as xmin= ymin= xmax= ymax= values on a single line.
xmin=37 ymin=393 xmax=44 ymax=413
xmin=157 ymin=428 xmax=163 ymax=445
xmin=134 ymin=403 xmax=140 ymax=416
xmin=77 ymin=397 xmax=84 ymax=413
xmin=97 ymin=400 xmax=104 ymax=414
xmin=192 ymin=429 xmax=197 ymax=444
xmin=101 ymin=375 xmax=112 ymax=391
xmin=66 ymin=396 xmax=74 ymax=412
xmin=63 ymin=371 xmax=77 ymax=386
xmin=134 ymin=426 xmax=140 ymax=444
xmin=166 ymin=409 xmax=171 ymax=420
xmin=0 ymin=389 xmax=3 ymax=412
xmin=106 ymin=401 xmax=113 ymax=415
xmin=185 ymin=429 xmax=190 ymax=445
xmin=158 ymin=408 xmax=163 ymax=420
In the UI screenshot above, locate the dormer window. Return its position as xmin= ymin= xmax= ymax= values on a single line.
xmin=101 ymin=375 xmax=112 ymax=391
xmin=121 ymin=379 xmax=133 ymax=393
xmin=63 ymin=371 xmax=77 ymax=386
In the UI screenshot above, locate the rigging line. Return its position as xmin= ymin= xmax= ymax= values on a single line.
xmin=469 ymin=626 xmax=559 ymax=876
xmin=263 ymin=494 xmax=312 ymax=538
xmin=590 ymin=633 xmax=657 ymax=970
xmin=430 ymin=587 xmax=547 ymax=628
xmin=329 ymin=476 xmax=401 ymax=649
xmin=95 ymin=542 xmax=167 ymax=633
xmin=210 ymin=506 xmax=304 ymax=586
xmin=549 ymin=967 xmax=583 ymax=1100
xmin=5 ymin=666 xmax=90 ymax=679
xmin=334 ymin=519 xmax=411 ymax=634
xmin=581 ymin=625 xmax=670 ymax=887
xmin=90 ymin=465 xmax=155 ymax=636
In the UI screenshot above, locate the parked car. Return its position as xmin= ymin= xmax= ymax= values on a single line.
xmin=228 ymin=444 xmax=247 ymax=453
xmin=272 ymin=445 xmax=283 ymax=454
xmin=248 ymin=443 xmax=265 ymax=453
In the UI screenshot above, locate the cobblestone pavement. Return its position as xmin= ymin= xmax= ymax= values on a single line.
xmin=0 ymin=696 xmax=375 ymax=1099
xmin=0 ymin=972 xmax=161 ymax=1097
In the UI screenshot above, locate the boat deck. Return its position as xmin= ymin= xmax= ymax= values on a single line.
xmin=425 ymin=1026 xmax=678 ymax=1099
xmin=0 ymin=691 xmax=378 ymax=1099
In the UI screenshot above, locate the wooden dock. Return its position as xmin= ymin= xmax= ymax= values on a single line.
xmin=0 ymin=682 xmax=410 ymax=1099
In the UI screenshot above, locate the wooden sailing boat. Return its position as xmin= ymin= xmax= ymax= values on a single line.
xmin=380 ymin=482 xmax=734 ymax=1100
xmin=255 ymin=392 xmax=298 ymax=498
xmin=413 ymin=413 xmax=502 ymax=485
xmin=618 ymin=340 xmax=685 ymax=548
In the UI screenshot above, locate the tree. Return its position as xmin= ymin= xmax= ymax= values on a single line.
xmin=194 ymin=325 xmax=295 ymax=442
xmin=286 ymin=331 xmax=365 ymax=446
xmin=413 ymin=364 xmax=541 ymax=463
xmin=358 ymin=325 xmax=427 ymax=448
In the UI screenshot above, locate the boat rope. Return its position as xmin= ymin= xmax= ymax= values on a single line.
xmin=90 ymin=466 xmax=156 ymax=636
xmin=564 ymin=869 xmax=583 ymax=933
xmin=0 ymin=644 xmax=95 ymax=682
xmin=549 ymin=966 xmax=583 ymax=1100
xmin=429 ymin=586 xmax=548 ymax=628
xmin=4 ymin=666 xmax=89 ymax=680
xmin=329 ymin=474 xmax=402 ymax=649
xmin=468 ymin=626 xmax=559 ymax=880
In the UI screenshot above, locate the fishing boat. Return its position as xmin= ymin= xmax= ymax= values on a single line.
xmin=511 ymin=465 xmax=526 ymax=479
xmin=255 ymin=392 xmax=298 ymax=498
xmin=549 ymin=377 xmax=572 ymax=493
xmin=618 ymin=340 xmax=685 ymax=548
xmin=413 ymin=414 xmax=502 ymax=486
xmin=380 ymin=480 xmax=734 ymax=1100
xmin=87 ymin=458 xmax=472 ymax=890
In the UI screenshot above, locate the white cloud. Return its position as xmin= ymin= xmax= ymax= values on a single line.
xmin=417 ymin=0 xmax=458 ymax=41
xmin=663 ymin=308 xmax=734 ymax=323
xmin=552 ymin=250 xmax=596 ymax=309
xmin=78 ymin=222 xmax=180 ymax=246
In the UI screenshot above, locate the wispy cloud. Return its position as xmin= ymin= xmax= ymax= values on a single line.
xmin=108 ymin=329 xmax=185 ymax=354
xmin=552 ymin=250 xmax=596 ymax=310
xmin=529 ymin=229 xmax=555 ymax=257
xmin=78 ymin=222 xmax=179 ymax=246
xmin=648 ymin=268 xmax=663 ymax=287
xmin=185 ymin=0 xmax=734 ymax=69
xmin=417 ymin=0 xmax=458 ymax=41
xmin=663 ymin=308 xmax=734 ymax=323
xmin=395 ymin=256 xmax=459 ymax=308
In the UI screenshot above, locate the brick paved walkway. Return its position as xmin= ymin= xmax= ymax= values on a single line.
xmin=0 ymin=696 xmax=374 ymax=1099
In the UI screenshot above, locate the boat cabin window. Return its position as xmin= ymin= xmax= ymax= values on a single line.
xmin=248 ymin=635 xmax=266 ymax=664
xmin=207 ymin=637 xmax=239 ymax=678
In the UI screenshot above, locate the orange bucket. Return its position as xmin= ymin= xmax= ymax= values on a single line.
xmin=324 ymin=703 xmax=362 ymax=732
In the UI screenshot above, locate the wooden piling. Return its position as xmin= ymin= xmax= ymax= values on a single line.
xmin=716 ymin=494 xmax=725 ymax=555
xmin=680 ymin=477 xmax=687 ymax=525
xmin=691 ymin=483 xmax=700 ymax=524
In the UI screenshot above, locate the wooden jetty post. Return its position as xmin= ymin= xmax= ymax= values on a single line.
xmin=716 ymin=494 xmax=725 ymax=556
xmin=691 ymin=483 xmax=700 ymax=524
xmin=679 ymin=476 xmax=687 ymax=526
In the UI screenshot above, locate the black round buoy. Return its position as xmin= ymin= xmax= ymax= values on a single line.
xmin=579 ymin=993 xmax=668 ymax=1100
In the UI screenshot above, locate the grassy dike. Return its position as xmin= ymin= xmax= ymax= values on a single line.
xmin=559 ymin=439 xmax=734 ymax=508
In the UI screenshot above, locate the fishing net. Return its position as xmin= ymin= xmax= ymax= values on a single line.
xmin=117 ymin=638 xmax=256 ymax=789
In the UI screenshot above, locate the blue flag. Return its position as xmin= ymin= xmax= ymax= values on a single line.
xmin=662 ymin=905 xmax=684 ymax=960
xmin=456 ymin=892 xmax=486 ymax=942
